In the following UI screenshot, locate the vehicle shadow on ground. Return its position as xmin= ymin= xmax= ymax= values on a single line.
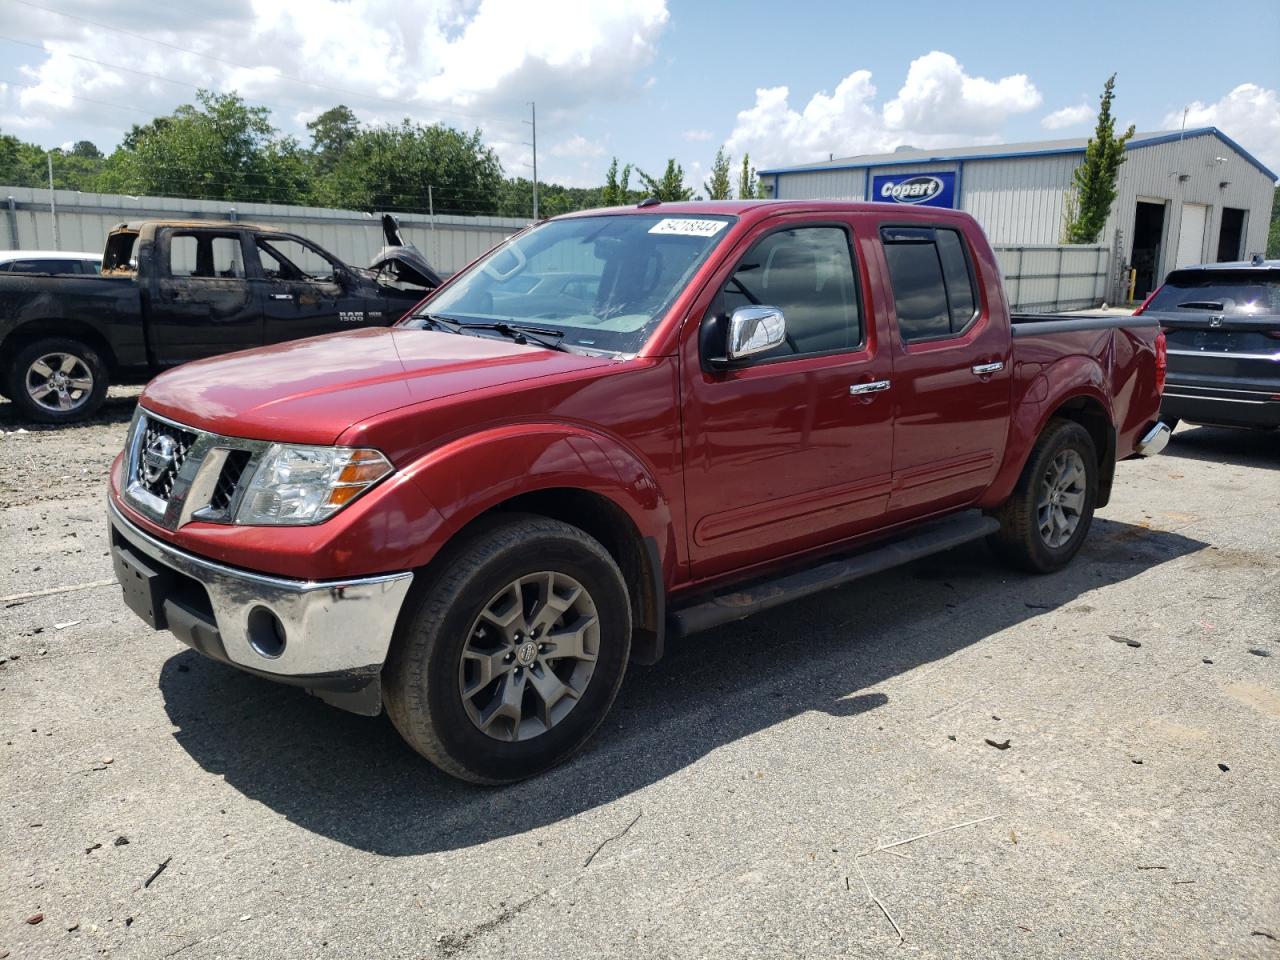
xmin=159 ymin=517 xmax=1206 ymax=855
xmin=0 ymin=388 xmax=140 ymax=430
xmin=1162 ymin=425 xmax=1278 ymax=469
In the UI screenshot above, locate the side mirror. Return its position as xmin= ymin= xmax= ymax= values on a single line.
xmin=722 ymin=305 xmax=786 ymax=363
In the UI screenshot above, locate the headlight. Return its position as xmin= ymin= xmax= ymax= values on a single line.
xmin=234 ymin=445 xmax=392 ymax=525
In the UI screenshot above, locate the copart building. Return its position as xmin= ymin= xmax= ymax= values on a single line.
xmin=759 ymin=126 xmax=1277 ymax=309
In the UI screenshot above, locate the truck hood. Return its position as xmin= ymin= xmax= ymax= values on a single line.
xmin=141 ymin=327 xmax=614 ymax=445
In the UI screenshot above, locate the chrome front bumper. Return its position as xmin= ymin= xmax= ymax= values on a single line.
xmin=1134 ymin=421 xmax=1172 ymax=457
xmin=108 ymin=499 xmax=413 ymax=714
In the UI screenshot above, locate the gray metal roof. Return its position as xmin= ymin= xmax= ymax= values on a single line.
xmin=760 ymin=127 xmax=1278 ymax=182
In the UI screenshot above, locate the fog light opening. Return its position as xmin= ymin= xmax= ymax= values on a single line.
xmin=247 ymin=606 xmax=287 ymax=659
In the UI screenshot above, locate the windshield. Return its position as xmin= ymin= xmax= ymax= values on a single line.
xmin=407 ymin=213 xmax=736 ymax=353
xmin=1147 ymin=270 xmax=1280 ymax=316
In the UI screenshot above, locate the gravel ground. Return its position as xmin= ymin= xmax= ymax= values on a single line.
xmin=1 ymin=393 xmax=1277 ymax=960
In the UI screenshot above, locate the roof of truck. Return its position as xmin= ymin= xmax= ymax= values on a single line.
xmin=557 ymin=199 xmax=976 ymax=219
xmin=110 ymin=219 xmax=275 ymax=233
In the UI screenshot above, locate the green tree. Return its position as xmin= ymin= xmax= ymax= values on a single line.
xmin=737 ymin=153 xmax=759 ymax=199
xmin=0 ymin=131 xmax=104 ymax=190
xmin=703 ymin=146 xmax=732 ymax=200
xmin=315 ymin=120 xmax=502 ymax=215
xmin=97 ymin=90 xmax=309 ymax=202
xmin=1064 ymin=74 xmax=1135 ymax=243
xmin=497 ymin=178 xmax=603 ymax=218
xmin=601 ymin=156 xmax=636 ymax=206
xmin=307 ymin=105 xmax=360 ymax=175
xmin=637 ymin=158 xmax=693 ymax=201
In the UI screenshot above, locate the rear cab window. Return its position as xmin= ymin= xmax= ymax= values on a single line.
xmin=881 ymin=225 xmax=980 ymax=342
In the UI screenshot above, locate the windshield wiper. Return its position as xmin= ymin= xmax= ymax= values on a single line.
xmin=418 ymin=314 xmax=569 ymax=352
xmin=1175 ymin=300 xmax=1225 ymax=310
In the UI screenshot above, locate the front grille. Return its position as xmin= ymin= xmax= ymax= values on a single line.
xmin=134 ymin=418 xmax=198 ymax=502
xmin=125 ymin=411 xmax=264 ymax=529
xmin=209 ymin=450 xmax=253 ymax=513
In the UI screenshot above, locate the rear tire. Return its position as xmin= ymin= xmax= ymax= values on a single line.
xmin=384 ymin=514 xmax=632 ymax=784
xmin=5 ymin=337 xmax=109 ymax=424
xmin=989 ymin=418 xmax=1098 ymax=574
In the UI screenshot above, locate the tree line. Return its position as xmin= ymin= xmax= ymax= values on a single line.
xmin=0 ymin=90 xmax=761 ymax=220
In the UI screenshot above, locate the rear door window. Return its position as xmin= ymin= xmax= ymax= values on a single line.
xmin=881 ymin=226 xmax=980 ymax=341
xmin=168 ymin=233 xmax=246 ymax=279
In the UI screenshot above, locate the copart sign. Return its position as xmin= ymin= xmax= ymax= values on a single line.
xmin=871 ymin=171 xmax=956 ymax=208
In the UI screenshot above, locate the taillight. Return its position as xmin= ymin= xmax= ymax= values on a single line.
xmin=1133 ymin=286 xmax=1161 ymax=316
xmin=1154 ymin=330 xmax=1167 ymax=395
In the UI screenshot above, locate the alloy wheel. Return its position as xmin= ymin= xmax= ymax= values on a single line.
xmin=458 ymin=571 xmax=600 ymax=742
xmin=1037 ymin=448 xmax=1087 ymax=548
xmin=25 ymin=352 xmax=95 ymax=413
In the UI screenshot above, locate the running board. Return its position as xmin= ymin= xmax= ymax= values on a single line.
xmin=668 ymin=510 xmax=1000 ymax=637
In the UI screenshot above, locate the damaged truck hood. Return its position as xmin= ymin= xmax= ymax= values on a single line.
xmin=369 ymin=213 xmax=444 ymax=288
xmin=140 ymin=327 xmax=613 ymax=446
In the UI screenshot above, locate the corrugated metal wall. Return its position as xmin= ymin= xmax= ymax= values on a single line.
xmin=1 ymin=186 xmax=530 ymax=274
xmin=961 ymin=154 xmax=1080 ymax=244
xmin=771 ymin=131 xmax=1275 ymax=285
xmin=1101 ymin=132 xmax=1275 ymax=276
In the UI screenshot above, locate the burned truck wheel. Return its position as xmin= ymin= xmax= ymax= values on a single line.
xmin=6 ymin=337 xmax=109 ymax=424
xmin=989 ymin=418 xmax=1098 ymax=574
xmin=384 ymin=514 xmax=632 ymax=784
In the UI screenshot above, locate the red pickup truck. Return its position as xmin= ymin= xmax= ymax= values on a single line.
xmin=108 ymin=200 xmax=1170 ymax=783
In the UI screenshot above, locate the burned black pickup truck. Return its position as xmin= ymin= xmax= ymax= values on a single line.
xmin=0 ymin=216 xmax=441 ymax=422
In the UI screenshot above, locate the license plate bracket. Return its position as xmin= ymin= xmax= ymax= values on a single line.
xmin=112 ymin=544 xmax=173 ymax=630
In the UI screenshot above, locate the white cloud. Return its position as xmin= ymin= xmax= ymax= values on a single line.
xmin=1164 ymin=83 xmax=1280 ymax=178
xmin=725 ymin=51 xmax=1042 ymax=169
xmin=683 ymin=128 xmax=712 ymax=141
xmin=0 ymin=0 xmax=669 ymax=176
xmin=1041 ymin=103 xmax=1093 ymax=130
xmin=548 ymin=134 xmax=606 ymax=158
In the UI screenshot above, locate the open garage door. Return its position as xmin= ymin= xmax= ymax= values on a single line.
xmin=1174 ymin=203 xmax=1208 ymax=269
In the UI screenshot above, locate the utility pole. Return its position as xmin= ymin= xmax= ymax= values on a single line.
xmin=47 ymin=151 xmax=60 ymax=251
xmin=524 ymin=102 xmax=539 ymax=220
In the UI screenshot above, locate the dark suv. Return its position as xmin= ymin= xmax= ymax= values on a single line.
xmin=1137 ymin=256 xmax=1280 ymax=431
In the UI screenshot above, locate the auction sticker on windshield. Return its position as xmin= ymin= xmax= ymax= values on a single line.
xmin=648 ymin=218 xmax=728 ymax=237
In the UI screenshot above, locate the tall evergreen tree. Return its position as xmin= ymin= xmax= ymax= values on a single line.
xmin=704 ymin=146 xmax=732 ymax=200
xmin=737 ymin=153 xmax=759 ymax=199
xmin=600 ymin=157 xmax=635 ymax=206
xmin=1064 ymin=74 xmax=1135 ymax=243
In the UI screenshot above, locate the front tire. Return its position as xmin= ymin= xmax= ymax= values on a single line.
xmin=989 ymin=418 xmax=1098 ymax=573
xmin=6 ymin=337 xmax=109 ymax=423
xmin=384 ymin=515 xmax=632 ymax=784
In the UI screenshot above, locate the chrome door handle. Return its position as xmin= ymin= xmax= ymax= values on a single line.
xmin=270 ymin=293 xmax=294 ymax=301
xmin=849 ymin=380 xmax=891 ymax=396
xmin=971 ymin=361 xmax=1004 ymax=376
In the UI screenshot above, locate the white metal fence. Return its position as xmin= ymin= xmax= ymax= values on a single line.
xmin=993 ymin=244 xmax=1111 ymax=313
xmin=2 ymin=186 xmax=530 ymax=275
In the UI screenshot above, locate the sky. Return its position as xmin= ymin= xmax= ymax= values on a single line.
xmin=1 ymin=0 xmax=1278 ymax=201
